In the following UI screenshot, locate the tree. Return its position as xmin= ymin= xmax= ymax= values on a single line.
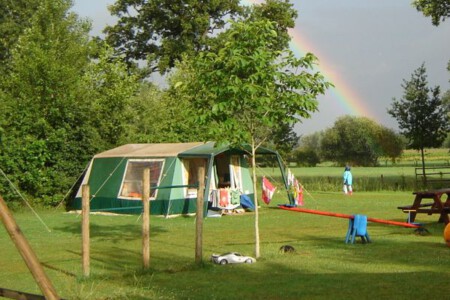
xmin=185 ymin=19 xmax=331 ymax=257
xmin=104 ymin=0 xmax=301 ymax=77
xmin=377 ymin=127 xmax=405 ymax=163
xmin=104 ymin=0 xmax=243 ymax=74
xmin=297 ymin=131 xmax=324 ymax=153
xmin=0 ymin=0 xmax=138 ymax=205
xmin=442 ymin=89 xmax=450 ymax=147
xmin=293 ymin=132 xmax=325 ymax=166
xmin=124 ymin=60 xmax=211 ymax=144
xmin=0 ymin=0 xmax=41 ymax=74
xmin=442 ymin=62 xmax=450 ymax=147
xmin=246 ymin=0 xmax=298 ymax=51
xmin=320 ymin=116 xmax=404 ymax=166
xmin=321 ymin=116 xmax=380 ymax=166
xmin=293 ymin=149 xmax=320 ymax=167
xmin=388 ymin=64 xmax=449 ymax=182
xmin=0 ymin=0 xmax=93 ymax=204
xmin=81 ymin=43 xmax=139 ymax=149
xmin=412 ymin=0 xmax=450 ymax=26
xmin=411 ymin=1 xmax=450 ymax=145
xmin=266 ymin=123 xmax=299 ymax=161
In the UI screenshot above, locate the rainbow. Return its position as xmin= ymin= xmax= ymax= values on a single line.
xmin=240 ymin=0 xmax=375 ymax=119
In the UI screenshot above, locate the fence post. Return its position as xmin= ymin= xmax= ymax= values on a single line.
xmin=0 ymin=195 xmax=60 ymax=300
xmin=195 ymin=163 xmax=206 ymax=264
xmin=82 ymin=184 xmax=90 ymax=277
xmin=142 ymin=168 xmax=150 ymax=269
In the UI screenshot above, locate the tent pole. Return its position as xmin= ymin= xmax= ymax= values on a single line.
xmin=275 ymin=152 xmax=293 ymax=205
xmin=203 ymin=155 xmax=215 ymax=217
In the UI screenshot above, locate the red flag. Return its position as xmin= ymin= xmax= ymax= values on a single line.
xmin=262 ymin=177 xmax=276 ymax=204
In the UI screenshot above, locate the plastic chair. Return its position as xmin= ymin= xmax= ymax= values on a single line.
xmin=345 ymin=214 xmax=371 ymax=244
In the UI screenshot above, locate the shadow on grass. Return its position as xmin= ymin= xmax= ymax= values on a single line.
xmin=53 ymin=221 xmax=168 ymax=242
xmin=87 ymin=251 xmax=450 ymax=299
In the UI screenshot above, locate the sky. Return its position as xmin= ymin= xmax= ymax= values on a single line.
xmin=71 ymin=0 xmax=450 ymax=135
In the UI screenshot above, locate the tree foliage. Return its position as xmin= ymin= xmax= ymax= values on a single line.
xmin=0 ymin=0 xmax=41 ymax=74
xmin=293 ymin=149 xmax=321 ymax=167
xmin=81 ymin=44 xmax=140 ymax=149
xmin=377 ymin=127 xmax=406 ymax=163
xmin=104 ymin=0 xmax=243 ymax=74
xmin=412 ymin=0 xmax=450 ymax=26
xmin=442 ymin=62 xmax=450 ymax=147
xmin=321 ymin=116 xmax=404 ymax=166
xmin=0 ymin=0 xmax=138 ymax=205
xmin=104 ymin=0 xmax=301 ymax=77
xmin=124 ymin=60 xmax=211 ymax=144
xmin=245 ymin=0 xmax=298 ymax=51
xmin=189 ymin=20 xmax=329 ymax=146
xmin=388 ymin=64 xmax=449 ymax=175
xmin=298 ymin=131 xmax=324 ymax=153
xmin=293 ymin=132 xmax=324 ymax=166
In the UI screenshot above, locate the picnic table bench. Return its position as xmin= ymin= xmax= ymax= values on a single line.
xmin=397 ymin=188 xmax=450 ymax=224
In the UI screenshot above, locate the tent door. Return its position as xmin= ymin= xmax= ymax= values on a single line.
xmin=209 ymin=154 xmax=242 ymax=210
xmin=182 ymin=158 xmax=207 ymax=198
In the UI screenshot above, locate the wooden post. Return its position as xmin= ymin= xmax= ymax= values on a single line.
xmin=81 ymin=184 xmax=90 ymax=277
xmin=195 ymin=163 xmax=206 ymax=264
xmin=142 ymin=168 xmax=150 ymax=269
xmin=0 ymin=195 xmax=60 ymax=300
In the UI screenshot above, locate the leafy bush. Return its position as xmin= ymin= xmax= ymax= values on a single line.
xmin=293 ymin=149 xmax=320 ymax=167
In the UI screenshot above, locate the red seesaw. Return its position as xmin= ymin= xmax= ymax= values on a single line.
xmin=279 ymin=205 xmax=420 ymax=228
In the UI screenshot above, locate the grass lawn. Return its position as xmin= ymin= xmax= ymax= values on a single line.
xmin=1 ymin=191 xmax=449 ymax=299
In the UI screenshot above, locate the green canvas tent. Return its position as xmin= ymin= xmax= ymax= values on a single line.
xmin=71 ymin=142 xmax=289 ymax=216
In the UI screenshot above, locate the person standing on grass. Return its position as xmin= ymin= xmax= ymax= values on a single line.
xmin=343 ymin=165 xmax=353 ymax=195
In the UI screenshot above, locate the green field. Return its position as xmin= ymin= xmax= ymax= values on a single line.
xmin=258 ymin=148 xmax=450 ymax=192
xmin=384 ymin=148 xmax=450 ymax=166
xmin=258 ymin=165 xmax=419 ymax=192
xmin=1 ymin=191 xmax=449 ymax=299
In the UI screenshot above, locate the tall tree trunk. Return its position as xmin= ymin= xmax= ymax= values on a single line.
xmin=251 ymin=138 xmax=260 ymax=258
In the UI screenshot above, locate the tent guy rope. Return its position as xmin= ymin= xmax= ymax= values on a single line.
xmin=0 ymin=168 xmax=51 ymax=232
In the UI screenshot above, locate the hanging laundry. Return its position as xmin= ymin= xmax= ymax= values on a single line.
xmin=219 ymin=188 xmax=230 ymax=207
xmin=230 ymin=189 xmax=240 ymax=205
xmin=262 ymin=176 xmax=276 ymax=204
xmin=287 ymin=169 xmax=295 ymax=186
xmin=293 ymin=179 xmax=304 ymax=206
xmin=287 ymin=169 xmax=304 ymax=206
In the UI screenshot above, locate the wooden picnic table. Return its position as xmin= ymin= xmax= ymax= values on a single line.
xmin=398 ymin=188 xmax=450 ymax=224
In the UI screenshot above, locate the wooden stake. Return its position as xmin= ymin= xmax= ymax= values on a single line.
xmin=0 ymin=195 xmax=60 ymax=300
xmin=195 ymin=162 xmax=205 ymax=264
xmin=142 ymin=168 xmax=150 ymax=269
xmin=81 ymin=184 xmax=90 ymax=277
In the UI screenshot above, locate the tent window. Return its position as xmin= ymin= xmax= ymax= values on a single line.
xmin=119 ymin=159 xmax=164 ymax=200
